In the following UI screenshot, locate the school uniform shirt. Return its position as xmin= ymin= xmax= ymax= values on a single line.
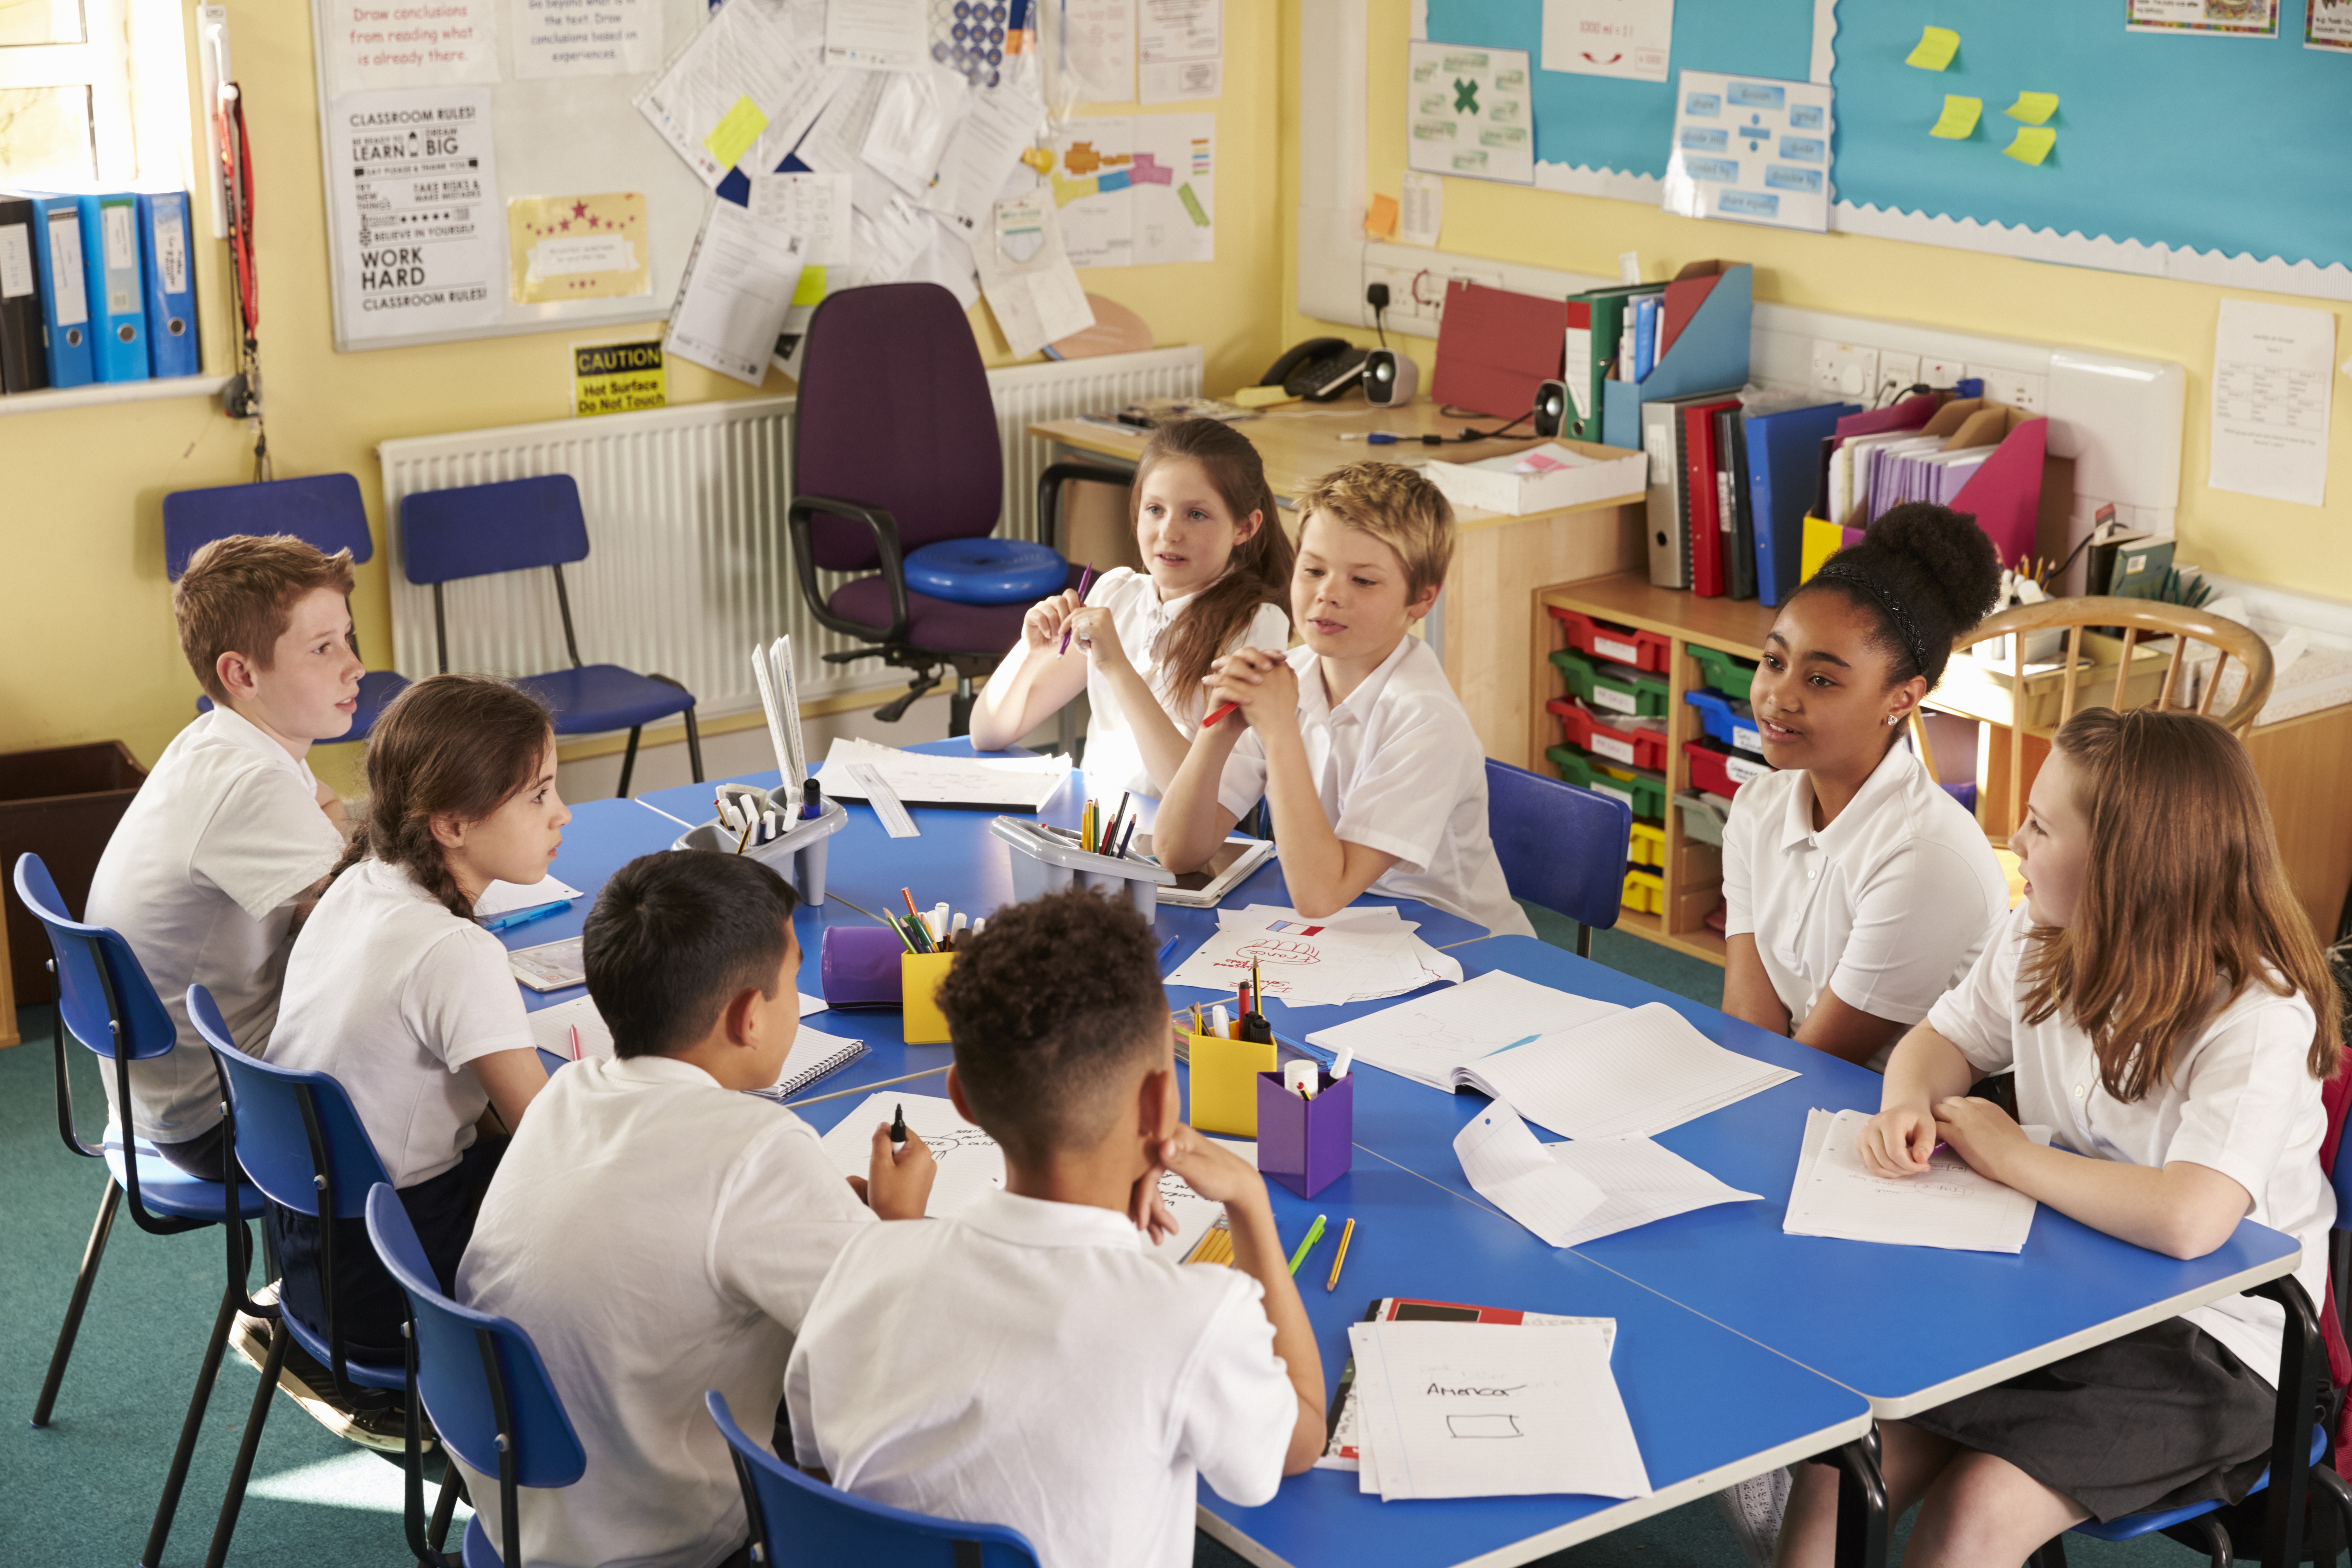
xmin=266 ymin=857 xmax=535 ymax=1187
xmin=458 ymin=1055 xmax=874 ymax=1568
xmin=1722 ymin=742 xmax=2007 ymax=1070
xmin=82 ymin=706 xmax=346 ymax=1144
xmin=786 ymin=1189 xmax=1298 ymax=1568
xmin=1929 ymin=903 xmax=2333 ymax=1384
xmin=1080 ymin=567 xmax=1290 ymax=798
xmin=1213 ymin=635 xmax=1535 ymax=939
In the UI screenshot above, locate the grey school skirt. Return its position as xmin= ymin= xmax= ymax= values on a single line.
xmin=1905 ymin=1317 xmax=2276 ymax=1524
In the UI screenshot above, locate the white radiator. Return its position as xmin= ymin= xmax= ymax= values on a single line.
xmin=379 ymin=345 xmax=1202 ymax=719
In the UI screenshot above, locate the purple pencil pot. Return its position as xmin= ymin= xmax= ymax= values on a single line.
xmin=1256 ymin=1071 xmax=1352 ymax=1200
xmin=820 ymin=925 xmax=905 ymax=1008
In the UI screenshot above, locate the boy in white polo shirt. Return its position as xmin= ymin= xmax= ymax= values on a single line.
xmin=83 ymin=535 xmax=362 ymax=1179
xmin=1155 ymin=461 xmax=1535 ymax=938
xmin=457 ymin=850 xmax=935 ymax=1568
xmin=786 ymin=887 xmax=1324 ymax=1568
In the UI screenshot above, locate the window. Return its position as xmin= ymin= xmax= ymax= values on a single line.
xmin=0 ymin=0 xmax=191 ymax=188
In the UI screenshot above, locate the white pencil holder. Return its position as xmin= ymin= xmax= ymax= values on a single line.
xmin=988 ymin=815 xmax=1176 ymax=921
xmin=673 ymin=791 xmax=848 ymax=906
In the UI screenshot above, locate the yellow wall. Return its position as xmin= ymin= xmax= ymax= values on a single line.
xmin=1280 ymin=0 xmax=2352 ymax=598
xmin=0 ymin=5 xmax=1286 ymax=783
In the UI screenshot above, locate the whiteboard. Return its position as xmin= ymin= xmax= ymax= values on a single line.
xmin=308 ymin=0 xmax=715 ymax=353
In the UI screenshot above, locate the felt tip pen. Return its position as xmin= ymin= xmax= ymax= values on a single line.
xmin=1059 ymin=564 xmax=1096 ymax=656
xmin=800 ymin=778 xmax=824 ymax=819
xmin=482 ymin=899 xmax=571 ymax=932
xmin=568 ymin=1024 xmax=582 ymax=1062
xmin=1287 ymin=1214 xmax=1327 ymax=1276
xmin=1330 ymin=1047 xmax=1354 ymax=1080
xmin=1201 ymin=699 xmax=1240 ymax=729
xmin=1157 ymin=934 xmax=1180 ymax=970
xmin=891 ymin=1103 xmax=907 ymax=1146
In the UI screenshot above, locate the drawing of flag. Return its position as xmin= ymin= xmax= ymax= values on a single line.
xmin=1268 ymin=919 xmax=1323 ymax=935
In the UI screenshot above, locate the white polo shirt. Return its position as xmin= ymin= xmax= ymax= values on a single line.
xmin=82 ymin=706 xmax=345 ymax=1143
xmin=1214 ymin=636 xmax=1534 ymax=939
xmin=1929 ymin=904 xmax=2333 ymax=1383
xmin=1722 ymin=741 xmax=2006 ymax=1069
xmin=1081 ymin=567 xmax=1290 ymax=799
xmin=267 ymin=857 xmax=536 ymax=1186
xmin=458 ymin=1055 xmax=875 ymax=1568
xmin=786 ymin=1189 xmax=1297 ymax=1568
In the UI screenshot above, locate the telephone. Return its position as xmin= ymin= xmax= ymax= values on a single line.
xmin=1260 ymin=337 xmax=1370 ymax=402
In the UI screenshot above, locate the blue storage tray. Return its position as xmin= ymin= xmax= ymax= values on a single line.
xmin=1684 ymin=688 xmax=1764 ymax=756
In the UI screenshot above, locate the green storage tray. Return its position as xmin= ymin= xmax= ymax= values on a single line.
xmin=1551 ymin=649 xmax=1669 ymax=719
xmin=1547 ymin=744 xmax=1668 ymax=820
xmin=1687 ymin=643 xmax=1760 ymax=703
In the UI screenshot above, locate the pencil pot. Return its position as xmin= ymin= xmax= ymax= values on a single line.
xmin=900 ymin=952 xmax=956 ymax=1045
xmin=672 ymin=795 xmax=848 ymax=906
xmin=1256 ymin=1071 xmax=1352 ymax=1199
xmin=989 ymin=815 xmax=1176 ymax=922
xmin=820 ymin=926 xmax=905 ymax=1009
xmin=1189 ymin=1033 xmax=1277 ymax=1137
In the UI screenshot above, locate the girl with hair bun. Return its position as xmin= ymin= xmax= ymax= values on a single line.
xmin=1720 ymin=503 xmax=2011 ymax=1074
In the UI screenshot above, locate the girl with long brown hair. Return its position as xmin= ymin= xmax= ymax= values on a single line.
xmin=1777 ymin=708 xmax=2342 ymax=1568
xmin=970 ymin=417 xmax=1295 ymax=794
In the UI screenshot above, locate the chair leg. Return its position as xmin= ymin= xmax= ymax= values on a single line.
xmin=199 ymin=1297 xmax=289 ymax=1568
xmin=949 ymin=676 xmax=975 ymax=739
xmin=31 ymin=1178 xmax=121 ymax=1426
xmin=2188 ymin=1511 xmax=2232 ymax=1568
xmin=616 ymin=725 xmax=643 ymax=798
xmin=682 ymin=705 xmax=704 ymax=783
xmin=1575 ymin=923 xmax=1592 ymax=960
xmin=428 ymin=1461 xmax=465 ymax=1554
xmin=140 ymin=1276 xmax=241 ymax=1568
xmin=2025 ymin=1539 xmax=2069 ymax=1568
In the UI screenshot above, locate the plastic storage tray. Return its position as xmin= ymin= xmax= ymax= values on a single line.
xmin=1622 ymin=868 xmax=1665 ymax=915
xmin=1549 ymin=606 xmax=1671 ymax=674
xmin=1673 ymin=789 xmax=1736 ymax=848
xmin=1551 ymin=649 xmax=1670 ymax=719
xmin=672 ymin=793 xmax=848 ymax=904
xmin=1627 ymin=819 xmax=1666 ymax=870
xmin=1547 ymin=697 xmax=1669 ymax=771
xmin=989 ymin=815 xmax=1176 ymax=920
xmin=1686 ymin=643 xmax=1759 ymax=702
xmin=1547 ymin=746 xmax=1668 ymax=820
xmin=1684 ymin=688 xmax=1765 ymax=754
xmin=1684 ymin=738 xmax=1773 ymax=799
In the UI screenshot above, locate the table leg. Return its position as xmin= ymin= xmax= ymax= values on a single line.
xmin=1831 ymin=1434 xmax=1889 ymax=1568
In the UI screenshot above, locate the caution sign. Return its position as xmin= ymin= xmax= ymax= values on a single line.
xmin=573 ymin=339 xmax=667 ymax=418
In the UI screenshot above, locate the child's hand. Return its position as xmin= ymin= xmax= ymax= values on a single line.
xmin=1931 ymin=1095 xmax=2027 ymax=1180
xmin=1021 ymin=591 xmax=1083 ymax=654
xmin=866 ymin=1123 xmax=936 ymax=1220
xmin=1127 ymin=1164 xmax=1182 ymax=1247
xmin=1201 ymin=649 xmax=1298 ymax=735
xmin=1857 ymin=1104 xmax=1938 ymax=1178
xmin=1156 ymin=1124 xmax=1270 ymax=1215
xmin=1062 ymin=605 xmax=1131 ymax=672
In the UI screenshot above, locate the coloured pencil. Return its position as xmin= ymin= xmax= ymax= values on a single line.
xmin=1058 ymin=563 xmax=1096 ymax=655
xmin=1326 ymin=1218 xmax=1356 ymax=1291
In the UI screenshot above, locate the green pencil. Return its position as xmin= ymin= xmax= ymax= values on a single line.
xmin=1287 ymin=1213 xmax=1327 ymax=1276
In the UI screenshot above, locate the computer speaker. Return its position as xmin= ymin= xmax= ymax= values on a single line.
xmin=1362 ymin=349 xmax=1419 ymax=407
xmin=1532 ymin=379 xmax=1568 ymax=438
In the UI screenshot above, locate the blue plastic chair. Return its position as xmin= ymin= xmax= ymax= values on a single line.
xmin=1484 ymin=758 xmax=1633 ymax=957
xmin=10 ymin=854 xmax=270 ymax=1568
xmin=704 ymin=1389 xmax=1042 ymax=1568
xmin=366 ymin=1184 xmax=586 ymax=1568
xmin=400 ymin=473 xmax=703 ymax=796
xmin=191 ymin=984 xmax=409 ymax=1568
xmin=163 ymin=472 xmax=412 ymax=740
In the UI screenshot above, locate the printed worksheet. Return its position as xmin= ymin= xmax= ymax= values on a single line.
xmin=1163 ymin=904 xmax=1462 ymax=1009
xmin=1783 ymin=1108 xmax=2050 ymax=1253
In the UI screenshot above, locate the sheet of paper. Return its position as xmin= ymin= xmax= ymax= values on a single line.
xmin=2210 ymin=299 xmax=2335 ymax=508
xmin=1348 ymin=1320 xmax=1651 ymax=1501
xmin=825 ymin=0 xmax=928 ymax=69
xmin=1304 ymin=970 xmax=1625 ymax=1090
xmin=325 ymin=86 xmax=504 ymax=345
xmin=1138 ymin=0 xmax=1221 ymax=102
xmin=513 ymin=0 xmax=661 ymax=77
xmin=666 ymin=200 xmax=805 ymax=385
xmin=862 ymin=69 xmax=970 ymax=198
xmin=525 ymin=990 xmax=834 ymax=1061
xmin=749 ymin=172 xmax=855 ymax=264
xmin=817 ymin=735 xmax=1073 ymax=809
xmin=1928 ymin=95 xmax=1981 ymax=140
xmin=508 ymin=193 xmax=650 ymax=303
xmin=795 ymin=71 xmax=907 ymax=219
xmin=1660 ymin=70 xmax=1833 ymax=233
xmin=2002 ymin=127 xmax=2056 ymax=166
xmin=1320 ymin=1305 xmax=1616 ymax=1472
xmin=1045 ymin=0 xmax=1137 ymax=106
xmin=972 ymin=187 xmax=1094 ymax=358
xmin=2128 ymin=0 xmax=2277 ymax=37
xmin=929 ymin=86 xmax=1047 ymax=236
xmin=1164 ymin=904 xmax=1463 ymax=1010
xmin=1407 ymin=41 xmax=1534 ymax=185
xmin=1456 ymin=1102 xmax=1760 ymax=1247
xmin=1047 ymin=113 xmax=1213 ymax=267
xmin=1784 ymin=1108 xmax=2049 ymax=1253
xmin=636 ymin=0 xmax=827 ymax=187
xmin=2004 ymin=90 xmax=2058 ymax=124
xmin=1399 ymin=170 xmax=1442 ymax=246
xmin=906 ymin=211 xmax=982 ymax=309
xmin=477 ymin=875 xmax=585 ymax=918
xmin=324 ymin=0 xmax=497 ymax=93
xmin=1541 ymin=0 xmax=1674 ymax=83
xmin=1457 ymin=1001 xmax=1799 ymax=1141
xmin=2313 ymin=0 xmax=2352 ymax=49
xmin=1904 ymin=24 xmax=1959 ymax=69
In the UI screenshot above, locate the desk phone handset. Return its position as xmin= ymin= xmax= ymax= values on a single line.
xmin=1260 ymin=337 xmax=1370 ymax=402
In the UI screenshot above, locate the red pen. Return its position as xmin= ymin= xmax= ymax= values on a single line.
xmin=1202 ymin=699 xmax=1240 ymax=729
xmin=568 ymin=1024 xmax=581 ymax=1062
xmin=1058 ymin=563 xmax=1096 ymax=655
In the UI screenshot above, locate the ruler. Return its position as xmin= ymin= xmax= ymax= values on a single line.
xmin=843 ymin=762 xmax=919 ymax=838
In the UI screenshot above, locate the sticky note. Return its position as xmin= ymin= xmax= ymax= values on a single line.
xmin=791 ymin=265 xmax=827 ymax=307
xmin=1019 ymin=145 xmax=1055 ymax=174
xmin=1929 ymin=95 xmax=1982 ymax=140
xmin=702 ymin=96 xmax=768 ymax=172
xmin=1364 ymin=193 xmax=1399 ymax=239
xmin=1905 ymin=25 xmax=1961 ymax=70
xmin=2005 ymin=91 xmax=2059 ymax=125
xmin=2003 ymin=126 xmax=2056 ymax=166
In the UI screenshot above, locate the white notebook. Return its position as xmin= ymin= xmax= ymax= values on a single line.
xmin=1782 ymin=1107 xmax=2050 ymax=1254
xmin=526 ymin=995 xmax=861 ymax=1100
xmin=1448 ymin=1001 xmax=1798 ymax=1140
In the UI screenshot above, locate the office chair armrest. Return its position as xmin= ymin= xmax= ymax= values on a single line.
xmin=1036 ymin=460 xmax=1135 ymax=554
xmin=788 ymin=495 xmax=911 ymax=645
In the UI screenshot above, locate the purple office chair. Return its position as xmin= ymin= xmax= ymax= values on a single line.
xmin=787 ymin=282 xmax=1122 ymax=734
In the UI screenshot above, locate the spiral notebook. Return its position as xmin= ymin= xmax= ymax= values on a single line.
xmin=525 ymin=996 xmax=866 ymax=1101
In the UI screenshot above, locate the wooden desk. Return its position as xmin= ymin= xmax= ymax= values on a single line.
xmin=1029 ymin=397 xmax=1645 ymax=768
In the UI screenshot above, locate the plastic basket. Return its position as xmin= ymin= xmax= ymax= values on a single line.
xmin=1684 ymin=688 xmax=1765 ymax=754
xmin=1686 ymin=644 xmax=1759 ymax=703
xmin=1549 ymin=606 xmax=1671 ymax=673
xmin=1551 ymin=649 xmax=1670 ymax=719
xmin=1547 ymin=745 xmax=1668 ymax=820
xmin=1683 ymin=738 xmax=1773 ymax=799
xmin=1548 ymin=697 xmax=1669 ymax=771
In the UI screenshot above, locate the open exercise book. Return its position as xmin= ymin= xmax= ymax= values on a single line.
xmin=525 ymin=994 xmax=861 ymax=1100
xmin=1307 ymin=974 xmax=1796 ymax=1139
xmin=817 ymin=737 xmax=1071 ymax=811
xmin=1783 ymin=1108 xmax=2051 ymax=1254
xmin=1162 ymin=904 xmax=1461 ymax=1008
xmin=1454 ymin=1101 xmax=1761 ymax=1249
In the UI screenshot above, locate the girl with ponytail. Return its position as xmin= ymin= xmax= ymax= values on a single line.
xmin=263 ymin=674 xmax=571 ymax=1420
xmin=970 ymin=417 xmax=1295 ymax=795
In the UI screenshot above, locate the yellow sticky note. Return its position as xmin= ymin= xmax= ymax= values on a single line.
xmin=1905 ymin=25 xmax=1961 ymax=69
xmin=2003 ymin=126 xmax=2056 ymax=166
xmin=1365 ymin=193 xmax=1399 ymax=239
xmin=2005 ymin=91 xmax=2059 ymax=125
xmin=702 ymin=95 xmax=768 ymax=172
xmin=1019 ymin=145 xmax=1055 ymax=174
xmin=1929 ymin=95 xmax=1982 ymax=140
xmin=791 ymin=264 xmax=827 ymax=307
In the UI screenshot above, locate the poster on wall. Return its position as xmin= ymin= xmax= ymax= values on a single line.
xmin=513 ymin=0 xmax=662 ymax=77
xmin=2308 ymin=0 xmax=2352 ymax=49
xmin=2125 ymin=0 xmax=2278 ymax=38
xmin=1045 ymin=114 xmax=1215 ymax=266
xmin=508 ymin=193 xmax=650 ymax=302
xmin=1407 ymin=41 xmax=1535 ymax=185
xmin=325 ymin=86 xmax=505 ymax=343
xmin=1660 ymin=70 xmax=1831 ymax=233
xmin=1540 ymin=0 xmax=1674 ymax=84
xmin=322 ymin=0 xmax=499 ymax=93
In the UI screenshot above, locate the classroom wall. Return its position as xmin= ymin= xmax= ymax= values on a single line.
xmin=0 ymin=5 xmax=1287 ymax=793
xmin=1277 ymin=0 xmax=2352 ymax=601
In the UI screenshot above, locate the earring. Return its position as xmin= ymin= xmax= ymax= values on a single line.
xmin=1885 ymin=715 xmax=1902 ymax=727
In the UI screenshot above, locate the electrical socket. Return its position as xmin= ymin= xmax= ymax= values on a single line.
xmin=1966 ymin=364 xmax=2047 ymax=414
xmin=1920 ymin=357 xmax=1966 ymax=390
xmin=1812 ymin=340 xmax=1879 ymax=399
xmin=1877 ymin=352 xmax=1921 ymax=399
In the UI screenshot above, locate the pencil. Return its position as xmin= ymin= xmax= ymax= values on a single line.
xmin=1058 ymin=563 xmax=1096 ymax=655
xmin=1287 ymin=1214 xmax=1327 ymax=1276
xmin=733 ymin=818 xmax=755 ymax=855
xmin=884 ymin=913 xmax=918 ymax=953
xmin=1326 ymin=1217 xmax=1355 ymax=1291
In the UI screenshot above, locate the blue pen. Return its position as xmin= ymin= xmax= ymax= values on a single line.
xmin=1156 ymin=935 xmax=1180 ymax=970
xmin=482 ymin=899 xmax=572 ymax=932
xmin=1483 ymin=1032 xmax=1543 ymax=1057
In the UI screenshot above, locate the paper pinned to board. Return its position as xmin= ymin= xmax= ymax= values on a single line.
xmin=1044 ymin=0 xmax=1138 ymax=107
xmin=1138 ymin=0 xmax=1223 ymax=102
xmin=1928 ymin=95 xmax=1982 ymax=140
xmin=972 ymin=187 xmax=1095 ymax=359
xmin=2211 ymin=298 xmax=2335 ymax=508
xmin=824 ymin=0 xmax=928 ymax=71
xmin=635 ymin=0 xmax=827 ymax=187
xmin=928 ymin=85 xmax=1048 ymax=236
xmin=861 ymin=69 xmax=970 ymax=199
xmin=1783 ymin=1108 xmax=2049 ymax=1253
xmin=1541 ymin=0 xmax=1675 ymax=83
xmin=509 ymin=193 xmax=650 ymax=303
xmin=1399 ymin=170 xmax=1442 ymax=246
xmin=1904 ymin=25 xmax=1960 ymax=69
xmin=664 ymin=200 xmax=804 ymax=385
xmin=1455 ymin=1101 xmax=1761 ymax=1249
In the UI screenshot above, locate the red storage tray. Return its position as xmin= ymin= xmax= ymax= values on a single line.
xmin=1549 ymin=698 xmax=1668 ymax=772
xmin=1683 ymin=738 xmax=1773 ymax=798
xmin=1547 ymin=606 xmax=1670 ymax=674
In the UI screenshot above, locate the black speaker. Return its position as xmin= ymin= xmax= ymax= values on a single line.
xmin=1532 ymin=379 xmax=1568 ymax=437
xmin=1362 ymin=348 xmax=1419 ymax=407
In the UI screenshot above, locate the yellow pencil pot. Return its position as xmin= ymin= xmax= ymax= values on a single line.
xmin=900 ymin=952 xmax=955 ymax=1045
xmin=1189 ymin=1032 xmax=1277 ymax=1137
